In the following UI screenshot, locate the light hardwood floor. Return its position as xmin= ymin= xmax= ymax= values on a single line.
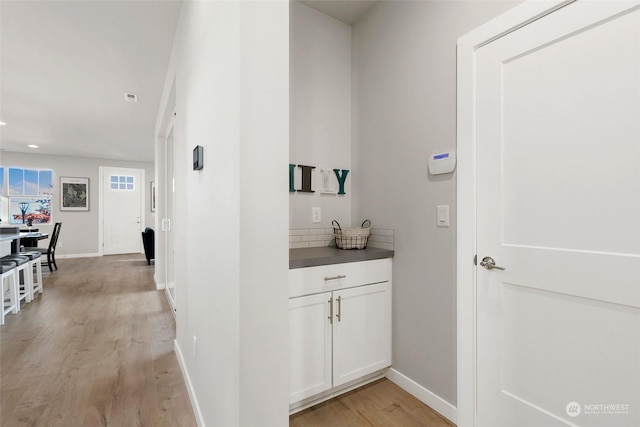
xmin=0 ymin=255 xmax=197 ymax=427
xmin=290 ymin=379 xmax=456 ymax=427
xmin=2 ymin=254 xmax=455 ymax=427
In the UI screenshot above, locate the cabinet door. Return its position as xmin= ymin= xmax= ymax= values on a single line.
xmin=332 ymin=282 xmax=392 ymax=387
xmin=289 ymin=292 xmax=333 ymax=404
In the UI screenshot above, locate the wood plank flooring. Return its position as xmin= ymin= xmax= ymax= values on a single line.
xmin=290 ymin=379 xmax=456 ymax=427
xmin=0 ymin=255 xmax=197 ymax=427
xmin=2 ymin=254 xmax=456 ymax=427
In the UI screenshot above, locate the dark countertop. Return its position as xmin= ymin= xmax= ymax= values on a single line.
xmin=290 ymin=246 xmax=394 ymax=269
xmin=0 ymin=227 xmax=19 ymax=242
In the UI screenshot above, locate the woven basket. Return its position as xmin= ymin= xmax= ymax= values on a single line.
xmin=332 ymin=220 xmax=371 ymax=250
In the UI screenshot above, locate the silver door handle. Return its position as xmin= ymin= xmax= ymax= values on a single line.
xmin=328 ymin=297 xmax=333 ymax=324
xmin=480 ymin=256 xmax=505 ymax=270
xmin=336 ymin=296 xmax=342 ymax=322
xmin=324 ymin=275 xmax=346 ymax=281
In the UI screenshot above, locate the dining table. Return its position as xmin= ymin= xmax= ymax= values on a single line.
xmin=0 ymin=228 xmax=49 ymax=256
xmin=17 ymin=231 xmax=50 ymax=250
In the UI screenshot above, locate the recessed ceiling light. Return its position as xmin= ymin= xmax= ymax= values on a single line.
xmin=27 ymin=144 xmax=39 ymax=149
xmin=0 ymin=121 xmax=6 ymax=126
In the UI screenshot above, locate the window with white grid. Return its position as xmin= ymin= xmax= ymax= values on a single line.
xmin=109 ymin=175 xmax=135 ymax=191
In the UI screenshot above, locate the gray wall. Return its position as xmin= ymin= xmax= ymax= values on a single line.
xmin=290 ymin=2 xmax=352 ymax=228
xmin=0 ymin=151 xmax=154 ymax=256
xmin=351 ymin=0 xmax=519 ymax=405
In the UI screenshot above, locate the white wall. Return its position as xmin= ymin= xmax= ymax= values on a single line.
xmin=290 ymin=2 xmax=352 ymax=228
xmin=157 ymin=1 xmax=289 ymax=425
xmin=0 ymin=151 xmax=153 ymax=256
xmin=238 ymin=3 xmax=289 ymax=423
xmin=352 ymin=0 xmax=519 ymax=407
xmin=174 ymin=3 xmax=241 ymax=423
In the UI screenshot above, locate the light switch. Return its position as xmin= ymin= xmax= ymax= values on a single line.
xmin=312 ymin=207 xmax=321 ymax=223
xmin=437 ymin=205 xmax=449 ymax=227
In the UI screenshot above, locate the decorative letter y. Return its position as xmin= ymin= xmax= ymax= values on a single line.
xmin=333 ymin=169 xmax=349 ymax=195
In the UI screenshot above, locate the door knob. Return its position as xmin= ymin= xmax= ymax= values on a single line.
xmin=480 ymin=256 xmax=505 ymax=270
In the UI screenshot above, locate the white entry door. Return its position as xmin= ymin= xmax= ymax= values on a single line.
xmin=475 ymin=2 xmax=640 ymax=427
xmin=102 ymin=167 xmax=144 ymax=255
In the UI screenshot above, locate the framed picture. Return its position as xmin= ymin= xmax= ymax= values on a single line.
xmin=61 ymin=177 xmax=89 ymax=211
xmin=150 ymin=181 xmax=156 ymax=212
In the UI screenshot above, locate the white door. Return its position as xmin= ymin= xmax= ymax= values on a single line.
xmin=102 ymin=167 xmax=144 ymax=255
xmin=289 ymin=292 xmax=332 ymax=404
xmin=164 ymin=122 xmax=176 ymax=308
xmin=332 ymin=282 xmax=391 ymax=387
xmin=475 ymin=2 xmax=640 ymax=426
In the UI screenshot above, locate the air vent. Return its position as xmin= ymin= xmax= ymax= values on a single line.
xmin=124 ymin=93 xmax=138 ymax=103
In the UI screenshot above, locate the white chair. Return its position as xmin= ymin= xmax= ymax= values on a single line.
xmin=19 ymin=251 xmax=43 ymax=297
xmin=1 ymin=261 xmax=18 ymax=325
xmin=2 ymin=255 xmax=32 ymax=307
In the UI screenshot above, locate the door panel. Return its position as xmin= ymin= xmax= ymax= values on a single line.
xmin=332 ymin=282 xmax=391 ymax=387
xmin=102 ymin=167 xmax=144 ymax=255
xmin=166 ymin=125 xmax=175 ymax=306
xmin=476 ymin=2 xmax=640 ymax=426
xmin=289 ymin=292 xmax=332 ymax=404
xmin=500 ymin=285 xmax=638 ymax=419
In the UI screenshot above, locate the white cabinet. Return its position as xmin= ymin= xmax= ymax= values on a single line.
xmin=289 ymin=259 xmax=392 ymax=407
xmin=289 ymin=292 xmax=332 ymax=403
xmin=332 ymin=282 xmax=391 ymax=387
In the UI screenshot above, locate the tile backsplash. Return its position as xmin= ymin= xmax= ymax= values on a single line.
xmin=289 ymin=228 xmax=335 ymax=249
xmin=367 ymin=228 xmax=395 ymax=251
xmin=289 ymin=227 xmax=394 ymax=250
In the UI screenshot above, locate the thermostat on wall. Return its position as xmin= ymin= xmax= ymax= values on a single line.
xmin=193 ymin=145 xmax=204 ymax=170
xmin=429 ymin=151 xmax=456 ymax=175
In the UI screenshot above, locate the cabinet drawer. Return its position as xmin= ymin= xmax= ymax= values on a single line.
xmin=289 ymin=258 xmax=391 ymax=298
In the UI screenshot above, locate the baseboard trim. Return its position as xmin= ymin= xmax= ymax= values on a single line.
xmin=175 ymin=340 xmax=206 ymax=427
xmin=289 ymin=371 xmax=385 ymax=415
xmin=385 ymin=368 xmax=457 ymax=424
xmin=56 ymin=253 xmax=101 ymax=259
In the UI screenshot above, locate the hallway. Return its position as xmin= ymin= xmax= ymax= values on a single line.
xmin=0 ymin=255 xmax=196 ymax=426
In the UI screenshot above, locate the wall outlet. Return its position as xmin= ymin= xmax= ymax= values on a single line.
xmin=193 ymin=335 xmax=198 ymax=359
xmin=312 ymin=207 xmax=321 ymax=223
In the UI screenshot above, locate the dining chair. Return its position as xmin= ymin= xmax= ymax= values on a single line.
xmin=37 ymin=222 xmax=62 ymax=272
xmin=1 ymin=254 xmax=32 ymax=306
xmin=1 ymin=261 xmax=18 ymax=325
xmin=141 ymin=227 xmax=154 ymax=265
xmin=18 ymin=251 xmax=43 ymax=297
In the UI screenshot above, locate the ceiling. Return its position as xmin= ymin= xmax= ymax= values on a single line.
xmin=299 ymin=0 xmax=377 ymax=24
xmin=0 ymin=1 xmax=375 ymax=164
xmin=0 ymin=1 xmax=181 ymax=163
